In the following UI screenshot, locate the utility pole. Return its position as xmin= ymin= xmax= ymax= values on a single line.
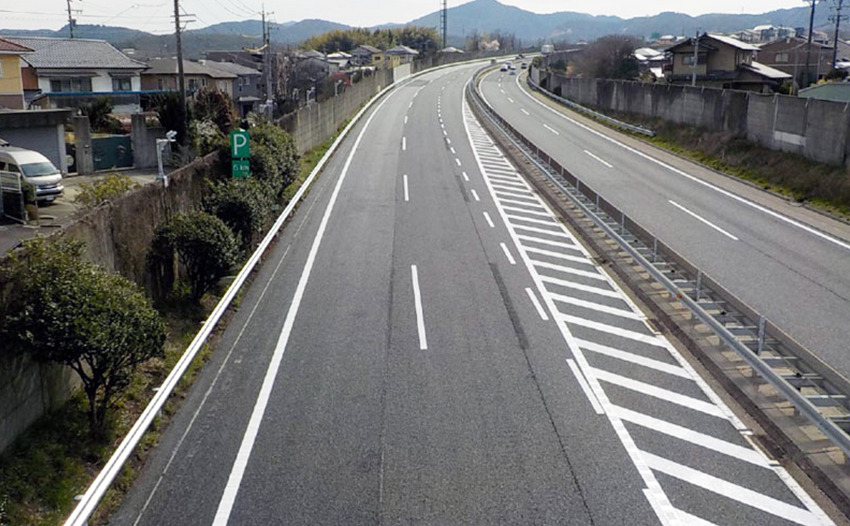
xmin=831 ymin=0 xmax=847 ymax=69
xmin=692 ymin=30 xmax=700 ymax=87
xmin=173 ymin=0 xmax=187 ymax=142
xmin=66 ymin=0 xmax=77 ymax=38
xmin=440 ymin=0 xmax=448 ymax=50
xmin=804 ymin=0 xmax=818 ymax=87
xmin=262 ymin=7 xmax=270 ymax=103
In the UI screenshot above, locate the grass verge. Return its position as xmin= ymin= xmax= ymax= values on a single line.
xmin=0 ymin=122 xmax=348 ymax=526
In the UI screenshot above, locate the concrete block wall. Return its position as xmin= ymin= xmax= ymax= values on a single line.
xmin=537 ymin=68 xmax=850 ymax=166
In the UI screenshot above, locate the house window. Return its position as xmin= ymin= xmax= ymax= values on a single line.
xmin=49 ymin=77 xmax=92 ymax=92
xmin=776 ymin=52 xmax=790 ymax=63
xmin=682 ymin=54 xmax=706 ymax=66
xmin=157 ymin=78 xmax=166 ymax=90
xmin=112 ymin=77 xmax=132 ymax=91
xmin=188 ymin=78 xmax=198 ymax=90
xmin=0 ymin=61 xmax=4 ymax=78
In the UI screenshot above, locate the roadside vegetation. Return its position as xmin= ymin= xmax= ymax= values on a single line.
xmin=0 ymin=85 xmax=331 ymax=526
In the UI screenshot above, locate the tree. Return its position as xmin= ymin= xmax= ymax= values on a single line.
xmin=0 ymin=238 xmax=166 ymax=434
xmin=193 ymin=88 xmax=235 ymax=136
xmin=153 ymin=92 xmax=189 ymax=145
xmin=149 ymin=212 xmax=240 ymax=302
xmin=78 ymin=97 xmax=124 ymax=134
xmin=204 ymin=178 xmax=273 ymax=250
xmin=573 ymin=35 xmax=640 ymax=80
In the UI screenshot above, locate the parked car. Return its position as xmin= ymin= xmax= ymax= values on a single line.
xmin=0 ymin=147 xmax=64 ymax=202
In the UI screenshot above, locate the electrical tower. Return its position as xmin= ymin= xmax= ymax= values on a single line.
xmin=831 ymin=0 xmax=848 ymax=69
xmin=440 ymin=0 xmax=447 ymax=50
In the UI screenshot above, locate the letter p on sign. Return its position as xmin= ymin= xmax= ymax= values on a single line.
xmin=230 ymin=130 xmax=250 ymax=159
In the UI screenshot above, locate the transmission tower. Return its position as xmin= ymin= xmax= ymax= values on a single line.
xmin=440 ymin=0 xmax=447 ymax=50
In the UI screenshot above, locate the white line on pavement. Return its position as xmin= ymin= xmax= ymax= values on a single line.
xmin=455 ymin=158 xmax=462 ymax=166
xmin=450 ymin=146 xmax=456 ymax=154
xmin=462 ymin=171 xmax=469 ymax=181
xmin=411 ymin=265 xmax=428 ymax=350
xmin=471 ymin=189 xmax=480 ymax=201
xmin=483 ymin=211 xmax=495 ymax=228
xmin=576 ymin=339 xmax=690 ymax=378
xmin=403 ymin=174 xmax=409 ymax=202
xmin=526 ymin=287 xmax=549 ymax=321
xmin=402 ymin=136 xmax=407 ymax=151
xmin=446 ymin=138 xmax=451 ymax=144
xmin=508 ymin=97 xmax=514 ymax=103
xmin=543 ymin=123 xmax=560 ymax=135
xmin=500 ymin=242 xmax=517 ymax=264
xmin=211 ymin=81 xmax=398 ymax=526
xmin=583 ymin=150 xmax=613 ymax=168
xmin=404 ymin=115 xmax=408 ymax=124
xmin=669 ymin=200 xmax=739 ymax=241
xmin=567 ymin=359 xmax=604 ymax=414
xmin=521 ymin=108 xmax=530 ymax=115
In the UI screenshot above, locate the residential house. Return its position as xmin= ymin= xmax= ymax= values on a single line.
xmin=204 ymin=60 xmax=262 ymax=116
xmin=634 ymin=47 xmax=669 ymax=79
xmin=385 ymin=45 xmax=419 ymax=68
xmin=757 ymin=37 xmax=834 ymax=86
xmin=665 ymin=33 xmax=790 ymax=93
xmin=295 ymin=51 xmax=339 ymax=78
xmin=351 ymin=45 xmax=384 ymax=67
xmin=141 ymin=58 xmax=236 ymax=98
xmin=327 ymin=52 xmax=352 ymax=70
xmin=438 ymin=46 xmax=465 ymax=54
xmin=0 ymin=37 xmax=32 ymax=109
xmin=2 ymin=36 xmax=147 ymax=112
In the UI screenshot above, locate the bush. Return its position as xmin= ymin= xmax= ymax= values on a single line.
xmin=73 ymin=173 xmax=140 ymax=209
xmin=79 ymin=97 xmax=124 ymax=134
xmin=193 ymin=88 xmax=235 ymax=136
xmin=216 ymin=121 xmax=299 ymax=200
xmin=190 ymin=119 xmax=226 ymax=156
xmin=149 ymin=212 xmax=240 ymax=302
xmin=153 ymin=92 xmax=189 ymax=145
xmin=204 ymin=178 xmax=273 ymax=250
xmin=0 ymin=237 xmax=166 ymax=434
xmin=825 ymin=68 xmax=849 ymax=82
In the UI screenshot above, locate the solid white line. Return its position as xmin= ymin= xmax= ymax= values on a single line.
xmin=558 ymin=313 xmax=665 ymax=346
xmin=211 ymin=83 xmax=397 ymax=526
xmin=576 ymin=340 xmax=691 ymax=379
xmin=411 ymin=265 xmax=428 ymax=350
xmin=500 ymin=242 xmax=517 ymax=264
xmin=455 ymin=158 xmax=462 ymax=166
xmin=673 ymin=509 xmax=720 ymax=526
xmin=403 ymin=174 xmax=409 ymax=202
xmin=592 ymin=368 xmax=727 ymax=418
xmin=471 ymin=189 xmax=480 ymax=201
xmin=567 ymin=359 xmax=604 ymax=414
xmin=669 ymin=200 xmax=739 ymax=241
xmin=526 ymin=287 xmax=549 ymax=321
xmin=642 ymin=452 xmax=821 ymax=526
xmin=517 ymin=234 xmax=576 ymax=250
xmin=550 ymin=293 xmax=644 ymax=320
xmin=462 ymin=171 xmax=469 ymax=181
xmin=543 ymin=123 xmax=560 ymax=135
xmin=515 ymin=74 xmax=850 ymax=253
xmin=611 ymin=406 xmax=768 ymax=467
xmin=402 ymin=136 xmax=407 ymax=151
xmin=483 ymin=211 xmax=495 ymax=228
xmin=521 ymin=108 xmax=530 ymax=115
xmin=583 ymin=150 xmax=613 ymax=168
xmin=534 ymin=260 xmax=606 ymax=280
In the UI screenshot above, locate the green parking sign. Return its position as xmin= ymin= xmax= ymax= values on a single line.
xmin=230 ymin=130 xmax=250 ymax=158
xmin=232 ymin=159 xmax=251 ymax=179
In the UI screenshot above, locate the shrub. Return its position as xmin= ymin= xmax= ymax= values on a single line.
xmin=193 ymin=88 xmax=235 ymax=135
xmin=0 ymin=237 xmax=166 ymax=434
xmin=190 ymin=119 xmax=225 ymax=156
xmin=79 ymin=97 xmax=124 ymax=134
xmin=825 ymin=68 xmax=849 ymax=82
xmin=153 ymin=92 xmax=189 ymax=145
xmin=73 ymin=173 xmax=140 ymax=209
xmin=149 ymin=212 xmax=240 ymax=302
xmin=216 ymin=121 xmax=299 ymax=200
xmin=204 ymin=178 xmax=272 ymax=250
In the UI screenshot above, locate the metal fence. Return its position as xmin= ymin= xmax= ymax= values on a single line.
xmin=0 ymin=170 xmax=25 ymax=223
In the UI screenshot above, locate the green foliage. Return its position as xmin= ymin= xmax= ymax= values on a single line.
xmin=217 ymin=121 xmax=299 ymax=200
xmin=21 ymin=182 xmax=36 ymax=205
xmin=0 ymin=237 xmax=166 ymax=433
xmin=73 ymin=173 xmax=140 ymax=209
xmin=193 ymin=88 xmax=235 ymax=135
xmin=304 ymin=26 xmax=438 ymax=54
xmin=825 ymin=68 xmax=849 ymax=82
xmin=574 ymin=35 xmax=640 ymax=80
xmin=79 ymin=97 xmax=124 ymax=134
xmin=190 ymin=119 xmax=226 ymax=156
xmin=153 ymin=92 xmax=188 ymax=145
xmin=204 ymin=178 xmax=272 ymax=250
xmin=149 ymin=212 xmax=240 ymax=302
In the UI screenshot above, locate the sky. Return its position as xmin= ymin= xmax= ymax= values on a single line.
xmin=0 ymin=0 xmax=806 ymax=34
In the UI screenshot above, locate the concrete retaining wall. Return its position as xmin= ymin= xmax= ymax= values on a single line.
xmin=536 ymin=68 xmax=850 ymax=166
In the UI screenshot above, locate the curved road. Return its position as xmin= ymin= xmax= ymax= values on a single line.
xmin=110 ymin=62 xmax=837 ymax=526
xmin=481 ymin=67 xmax=850 ymax=380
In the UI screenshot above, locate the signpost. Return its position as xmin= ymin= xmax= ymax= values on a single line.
xmin=230 ymin=130 xmax=251 ymax=179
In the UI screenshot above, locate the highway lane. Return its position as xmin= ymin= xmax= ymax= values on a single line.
xmin=482 ymin=68 xmax=850 ymax=380
xmin=111 ymin=62 xmax=835 ymax=526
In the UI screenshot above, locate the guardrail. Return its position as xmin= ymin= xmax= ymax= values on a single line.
xmin=467 ymin=66 xmax=850 ymax=460
xmin=61 ymin=56 xmax=508 ymax=526
xmin=525 ymin=69 xmax=655 ymax=137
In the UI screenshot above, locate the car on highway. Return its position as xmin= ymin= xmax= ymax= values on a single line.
xmin=0 ymin=146 xmax=64 ymax=202
xmin=521 ymin=62 xmax=528 ymax=69
xmin=509 ymin=68 xmax=517 ymax=75
xmin=500 ymin=64 xmax=508 ymax=72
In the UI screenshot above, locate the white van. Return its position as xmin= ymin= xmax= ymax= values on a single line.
xmin=0 ymin=146 xmax=64 ymax=202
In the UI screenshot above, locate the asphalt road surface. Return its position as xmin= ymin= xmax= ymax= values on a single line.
xmin=112 ymin=62 xmax=837 ymax=526
xmin=481 ymin=68 xmax=850 ymax=382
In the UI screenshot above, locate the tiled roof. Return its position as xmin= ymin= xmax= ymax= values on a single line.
xmin=0 ymin=37 xmax=33 ymax=54
xmin=386 ymin=45 xmax=419 ymax=55
xmin=143 ymin=58 xmax=237 ymax=78
xmin=1 ymin=36 xmax=146 ymax=69
xmin=204 ymin=60 xmax=261 ymax=76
